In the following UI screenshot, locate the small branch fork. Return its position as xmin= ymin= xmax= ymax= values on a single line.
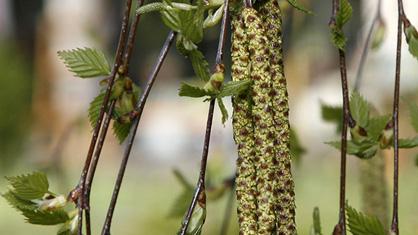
xmin=178 ymin=1 xmax=229 ymax=234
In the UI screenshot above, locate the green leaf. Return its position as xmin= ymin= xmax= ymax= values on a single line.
xmin=311 ymin=207 xmax=322 ymax=235
xmin=179 ymin=82 xmax=210 ymax=97
xmin=179 ymin=1 xmax=204 ymax=44
xmin=350 ymin=91 xmax=369 ymax=127
xmin=217 ymin=80 xmax=252 ymax=98
xmin=406 ymin=100 xmax=418 ymax=132
xmin=346 ymin=205 xmax=386 ymax=235
xmin=189 ymin=49 xmax=211 ymax=81
xmin=203 ymin=5 xmax=224 ymax=28
xmin=326 ymin=140 xmax=378 ymax=159
xmin=398 ymin=136 xmax=418 ymax=148
xmin=88 ymin=92 xmax=106 ymax=130
xmin=286 ymin=0 xmax=313 ymax=14
xmin=2 ymin=191 xmax=37 ymax=211
xmin=112 ymin=121 xmax=132 ymax=144
xmin=5 ymin=172 xmax=49 ymax=200
xmin=321 ymin=103 xmax=343 ymax=133
xmin=137 ymin=2 xmax=168 ymax=15
xmin=168 ymin=170 xmax=193 ymax=218
xmin=290 ymin=128 xmax=305 ymax=165
xmin=365 ymin=115 xmax=390 ymax=141
xmin=336 ymin=0 xmax=352 ymax=28
xmin=57 ymin=213 xmax=78 ymax=235
xmin=371 ymin=19 xmax=386 ymax=50
xmin=404 ymin=24 xmax=418 ymax=60
xmin=184 ymin=202 xmax=206 ymax=235
xmin=161 ymin=5 xmax=181 ymax=32
xmin=217 ymin=98 xmax=228 ymax=124
xmin=22 ymin=209 xmax=69 ymax=225
xmin=330 ymin=28 xmax=347 ymax=51
xmin=58 ymin=48 xmax=111 ymax=78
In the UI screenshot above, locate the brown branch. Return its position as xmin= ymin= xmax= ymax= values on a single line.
xmin=101 ymin=31 xmax=176 ymax=235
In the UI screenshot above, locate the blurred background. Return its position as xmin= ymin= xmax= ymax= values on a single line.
xmin=0 ymin=0 xmax=418 ymax=234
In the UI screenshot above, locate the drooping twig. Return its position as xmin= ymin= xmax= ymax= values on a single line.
xmin=391 ymin=0 xmax=406 ymax=234
xmin=178 ymin=1 xmax=229 ymax=233
xmin=83 ymin=1 xmax=144 ymax=233
xmin=74 ymin=1 xmax=133 ymax=234
xmin=353 ymin=0 xmax=382 ymax=91
xmin=101 ymin=31 xmax=176 ymax=235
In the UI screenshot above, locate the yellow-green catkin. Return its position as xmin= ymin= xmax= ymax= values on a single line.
xmin=258 ymin=1 xmax=297 ymax=234
xmin=231 ymin=9 xmax=258 ymax=235
xmin=242 ymin=7 xmax=277 ymax=235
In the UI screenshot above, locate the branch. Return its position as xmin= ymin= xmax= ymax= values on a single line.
xmin=178 ymin=1 xmax=229 ymax=233
xmin=101 ymin=31 xmax=176 ymax=235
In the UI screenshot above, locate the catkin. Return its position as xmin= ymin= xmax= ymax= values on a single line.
xmin=231 ymin=9 xmax=258 ymax=235
xmin=258 ymin=1 xmax=296 ymax=234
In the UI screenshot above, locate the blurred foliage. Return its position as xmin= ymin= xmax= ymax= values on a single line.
xmin=0 ymin=42 xmax=32 ymax=169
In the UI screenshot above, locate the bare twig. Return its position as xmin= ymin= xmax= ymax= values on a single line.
xmin=178 ymin=1 xmax=229 ymax=233
xmin=74 ymin=1 xmax=133 ymax=234
xmin=101 ymin=31 xmax=176 ymax=235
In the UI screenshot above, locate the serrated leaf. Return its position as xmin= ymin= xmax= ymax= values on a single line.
xmin=189 ymin=49 xmax=210 ymax=81
xmin=321 ymin=103 xmax=343 ymax=133
xmin=112 ymin=121 xmax=132 ymax=144
xmin=217 ymin=98 xmax=228 ymax=124
xmin=2 ymin=191 xmax=37 ymax=211
xmin=290 ymin=128 xmax=305 ymax=165
xmin=179 ymin=82 xmax=210 ymax=97
xmin=22 ymin=209 xmax=69 ymax=225
xmin=217 ymin=80 xmax=252 ymax=98
xmin=5 ymin=172 xmax=49 ymax=200
xmin=336 ymin=0 xmax=352 ymax=28
xmin=350 ymin=91 xmax=369 ymax=128
xmin=88 ymin=92 xmax=106 ymax=130
xmin=398 ymin=136 xmax=418 ymax=148
xmin=179 ymin=0 xmax=205 ymax=44
xmin=58 ymin=48 xmax=111 ymax=78
xmin=311 ymin=207 xmax=322 ymax=235
xmin=346 ymin=205 xmax=386 ymax=235
xmin=404 ymin=24 xmax=418 ymax=60
xmin=286 ymin=0 xmax=313 ymax=14
xmin=331 ymin=28 xmax=347 ymax=50
xmin=406 ymin=100 xmax=418 ymax=132
xmin=365 ymin=115 xmax=390 ymax=141
xmin=326 ymin=140 xmax=377 ymax=159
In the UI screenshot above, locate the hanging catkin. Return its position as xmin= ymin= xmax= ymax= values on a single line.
xmin=231 ymin=8 xmax=258 ymax=235
xmin=258 ymin=0 xmax=296 ymax=233
xmin=242 ymin=7 xmax=277 ymax=235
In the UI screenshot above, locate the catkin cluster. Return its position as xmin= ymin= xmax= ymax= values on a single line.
xmin=231 ymin=1 xmax=296 ymax=234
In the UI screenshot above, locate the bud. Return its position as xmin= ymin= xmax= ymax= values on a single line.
xmin=37 ymin=195 xmax=67 ymax=211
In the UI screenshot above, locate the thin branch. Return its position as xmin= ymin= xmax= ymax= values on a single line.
xmin=74 ymin=1 xmax=133 ymax=234
xmin=353 ymin=0 xmax=382 ymax=91
xmin=178 ymin=1 xmax=229 ymax=234
xmin=391 ymin=0 xmax=405 ymax=233
xmin=101 ymin=31 xmax=176 ymax=235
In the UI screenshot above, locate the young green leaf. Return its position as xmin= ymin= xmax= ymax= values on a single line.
xmin=203 ymin=5 xmax=224 ymax=28
xmin=365 ymin=115 xmax=390 ymax=141
xmin=88 ymin=92 xmax=106 ymax=130
xmin=22 ymin=209 xmax=69 ymax=225
xmin=179 ymin=82 xmax=210 ymax=97
xmin=178 ymin=0 xmax=205 ymax=44
xmin=290 ymin=128 xmax=305 ymax=165
xmin=168 ymin=170 xmax=194 ymax=218
xmin=286 ymin=0 xmax=313 ymax=15
xmin=350 ymin=91 xmax=369 ymax=127
xmin=346 ymin=205 xmax=385 ymax=235
xmin=5 ymin=172 xmax=49 ymax=200
xmin=2 ymin=191 xmax=38 ymax=211
xmin=217 ymin=98 xmax=228 ymax=124
xmin=321 ymin=103 xmax=343 ymax=133
xmin=371 ymin=19 xmax=386 ymax=50
xmin=189 ymin=49 xmax=211 ymax=81
xmin=404 ymin=24 xmax=418 ymax=60
xmin=217 ymin=80 xmax=252 ymax=98
xmin=183 ymin=202 xmax=206 ymax=235
xmin=329 ymin=0 xmax=352 ymax=50
xmin=311 ymin=207 xmax=322 ymax=235
xmin=406 ymin=100 xmax=418 ymax=132
xmin=58 ymin=48 xmax=111 ymax=78
xmin=326 ymin=140 xmax=378 ymax=159
xmin=398 ymin=136 xmax=418 ymax=148
xmin=112 ymin=121 xmax=132 ymax=144
xmin=137 ymin=2 xmax=169 ymax=15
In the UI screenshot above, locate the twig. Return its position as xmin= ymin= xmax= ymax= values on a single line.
xmin=101 ymin=31 xmax=176 ymax=235
xmin=353 ymin=0 xmax=382 ymax=91
xmin=391 ymin=0 xmax=405 ymax=234
xmin=74 ymin=1 xmax=133 ymax=234
xmin=178 ymin=1 xmax=229 ymax=233
xmin=83 ymin=1 xmax=144 ymax=233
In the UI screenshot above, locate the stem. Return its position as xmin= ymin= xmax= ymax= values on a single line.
xmin=178 ymin=1 xmax=228 ymax=232
xmin=101 ymin=31 xmax=176 ymax=235
xmin=75 ymin=0 xmax=133 ymax=234
xmin=391 ymin=0 xmax=404 ymax=233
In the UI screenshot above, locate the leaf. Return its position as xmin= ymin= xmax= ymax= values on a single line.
xmin=57 ymin=214 xmax=78 ymax=235
xmin=179 ymin=82 xmax=210 ymax=97
xmin=22 ymin=209 xmax=69 ymax=225
xmin=326 ymin=140 xmax=378 ymax=159
xmin=286 ymin=0 xmax=313 ymax=14
xmin=5 ymin=172 xmax=49 ymax=200
xmin=57 ymin=48 xmax=111 ymax=78
xmin=290 ymin=128 xmax=305 ymax=166
xmin=217 ymin=80 xmax=252 ymax=98
xmin=398 ymin=136 xmax=418 ymax=148
xmin=321 ymin=103 xmax=343 ymax=133
xmin=371 ymin=19 xmax=386 ymax=50
xmin=137 ymin=2 xmax=168 ymax=15
xmin=406 ymin=100 xmax=418 ymax=132
xmin=365 ymin=115 xmax=390 ymax=141
xmin=217 ymin=98 xmax=228 ymax=124
xmin=2 ymin=191 xmax=37 ymax=211
xmin=88 ymin=92 xmax=106 ymax=130
xmin=329 ymin=0 xmax=352 ymax=50
xmin=311 ymin=207 xmax=322 ymax=235
xmin=346 ymin=205 xmax=386 ymax=235
xmin=404 ymin=24 xmax=418 ymax=60
xmin=189 ymin=49 xmax=210 ymax=81
xmin=168 ymin=170 xmax=193 ymax=218
xmin=184 ymin=202 xmax=206 ymax=235
xmin=112 ymin=121 xmax=132 ymax=144
xmin=350 ymin=91 xmax=369 ymax=128
xmin=203 ymin=5 xmax=224 ymax=28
